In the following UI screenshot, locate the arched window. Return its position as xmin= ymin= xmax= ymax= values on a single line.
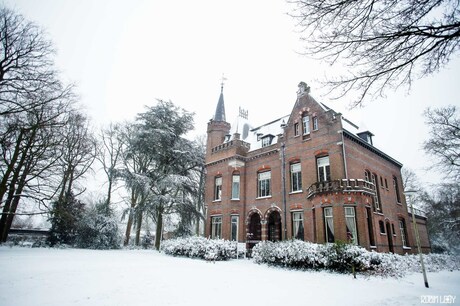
xmin=393 ymin=176 xmax=401 ymax=203
xmin=317 ymin=156 xmax=331 ymax=182
xmin=231 ymin=173 xmax=240 ymax=200
xmin=399 ymin=218 xmax=409 ymax=247
xmin=214 ymin=176 xmax=222 ymax=201
xmin=290 ymin=162 xmax=302 ymax=192
xmin=324 ymin=207 xmax=334 ymax=243
xmin=379 ymin=220 xmax=385 ymax=234
xmin=257 ymin=170 xmax=271 ymax=198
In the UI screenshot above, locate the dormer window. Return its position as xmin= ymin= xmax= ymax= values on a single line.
xmin=261 ymin=135 xmax=274 ymax=147
xmin=357 ymin=131 xmax=374 ymax=145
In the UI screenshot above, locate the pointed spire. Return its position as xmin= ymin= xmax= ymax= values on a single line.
xmin=213 ymin=74 xmax=227 ymax=122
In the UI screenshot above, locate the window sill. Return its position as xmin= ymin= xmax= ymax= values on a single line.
xmin=370 ymin=246 xmax=377 ymax=249
xmin=403 ymin=246 xmax=412 ymax=250
xmin=289 ymin=190 xmax=303 ymax=195
xmin=380 ymin=233 xmax=387 ymax=236
xmin=373 ymin=212 xmax=384 ymax=216
xmin=396 ymin=202 xmax=402 ymax=205
xmin=212 ymin=200 xmax=222 ymax=203
xmin=256 ymin=196 xmax=272 ymax=200
xmin=231 ymin=198 xmax=240 ymax=201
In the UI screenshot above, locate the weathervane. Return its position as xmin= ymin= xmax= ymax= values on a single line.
xmin=220 ymin=73 xmax=227 ymax=93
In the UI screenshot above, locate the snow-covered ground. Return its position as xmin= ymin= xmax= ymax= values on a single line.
xmin=1 ymin=247 xmax=458 ymax=306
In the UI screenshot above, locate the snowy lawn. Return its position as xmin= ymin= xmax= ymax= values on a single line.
xmin=1 ymin=247 xmax=459 ymax=306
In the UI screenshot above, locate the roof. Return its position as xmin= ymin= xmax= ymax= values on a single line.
xmin=213 ymin=87 xmax=226 ymax=122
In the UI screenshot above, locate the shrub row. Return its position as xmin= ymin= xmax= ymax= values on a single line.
xmin=161 ymin=236 xmax=238 ymax=261
xmin=252 ymin=240 xmax=460 ymax=276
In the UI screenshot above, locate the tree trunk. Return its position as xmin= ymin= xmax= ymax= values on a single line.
xmin=135 ymin=211 xmax=142 ymax=246
xmin=155 ymin=209 xmax=163 ymax=250
xmin=0 ymin=130 xmax=23 ymax=205
xmin=123 ymin=213 xmax=133 ymax=247
xmin=123 ymin=189 xmax=137 ymax=246
xmin=1 ymin=163 xmax=29 ymax=242
xmin=195 ymin=165 xmax=205 ymax=236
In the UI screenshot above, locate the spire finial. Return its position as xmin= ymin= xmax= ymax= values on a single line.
xmin=220 ymin=73 xmax=227 ymax=93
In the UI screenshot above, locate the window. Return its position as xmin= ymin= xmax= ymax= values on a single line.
xmin=391 ymin=223 xmax=396 ymax=235
xmin=366 ymin=208 xmax=375 ymax=246
xmin=380 ymin=176 xmax=384 ymax=188
xmin=231 ymin=215 xmax=239 ymax=241
xmin=317 ymin=156 xmax=331 ymax=182
xmin=257 ymin=171 xmax=271 ymax=198
xmin=364 ymin=170 xmax=370 ymax=182
xmin=379 ymin=220 xmax=385 ymax=234
xmin=302 ymin=115 xmax=310 ymax=135
xmin=371 ymin=173 xmax=381 ymax=211
xmin=345 ymin=207 xmax=358 ymax=245
xmin=231 ymin=174 xmax=240 ymax=199
xmin=399 ymin=219 xmax=408 ymax=247
xmin=211 ymin=216 xmax=222 ymax=239
xmin=393 ymin=176 xmax=401 ymax=203
xmin=313 ymin=116 xmax=318 ymax=131
xmin=324 ymin=207 xmax=334 ymax=243
xmin=292 ymin=212 xmax=304 ymax=240
xmin=385 ymin=178 xmax=389 ymax=189
xmin=290 ymin=163 xmax=302 ymax=192
xmin=261 ymin=136 xmax=272 ymax=147
xmin=294 ymin=122 xmax=300 ymax=136
xmin=214 ymin=177 xmax=222 ymax=201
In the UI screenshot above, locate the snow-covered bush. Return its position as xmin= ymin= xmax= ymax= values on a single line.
xmin=75 ymin=201 xmax=121 ymax=250
xmin=252 ymin=240 xmax=460 ymax=276
xmin=161 ymin=236 xmax=238 ymax=261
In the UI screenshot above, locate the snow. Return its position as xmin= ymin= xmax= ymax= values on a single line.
xmin=1 ymin=247 xmax=459 ymax=306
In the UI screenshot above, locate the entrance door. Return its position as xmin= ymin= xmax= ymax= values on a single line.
xmin=248 ymin=213 xmax=261 ymax=242
xmin=268 ymin=211 xmax=282 ymax=242
xmin=386 ymin=222 xmax=394 ymax=253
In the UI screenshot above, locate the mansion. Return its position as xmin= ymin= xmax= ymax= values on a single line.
xmin=204 ymin=82 xmax=430 ymax=254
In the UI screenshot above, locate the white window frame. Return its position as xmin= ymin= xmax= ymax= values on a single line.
xmin=231 ymin=174 xmax=240 ymax=200
xmin=211 ymin=216 xmax=222 ymax=239
xmin=214 ymin=177 xmax=222 ymax=201
xmin=302 ymin=115 xmax=310 ymax=135
xmin=257 ymin=171 xmax=271 ymax=198
xmin=290 ymin=163 xmax=302 ymax=192
xmin=371 ymin=173 xmax=380 ymax=210
xmin=312 ymin=116 xmax=318 ymax=131
xmin=317 ymin=156 xmax=331 ymax=182
xmin=399 ymin=219 xmax=407 ymax=247
xmin=261 ymin=136 xmax=271 ymax=147
xmin=294 ymin=122 xmax=300 ymax=136
xmin=292 ymin=211 xmax=304 ymax=240
xmin=324 ymin=207 xmax=334 ymax=243
xmin=231 ymin=215 xmax=239 ymax=241
xmin=345 ymin=207 xmax=358 ymax=245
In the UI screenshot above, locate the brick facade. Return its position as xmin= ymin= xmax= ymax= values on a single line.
xmin=204 ymin=83 xmax=431 ymax=254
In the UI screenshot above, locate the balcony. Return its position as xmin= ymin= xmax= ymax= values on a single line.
xmin=408 ymin=206 xmax=427 ymax=218
xmin=307 ymin=179 xmax=376 ymax=199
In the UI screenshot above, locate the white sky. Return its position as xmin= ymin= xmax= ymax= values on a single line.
xmin=5 ymin=0 xmax=460 ymax=186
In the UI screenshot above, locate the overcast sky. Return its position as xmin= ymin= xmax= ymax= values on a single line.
xmin=6 ymin=0 xmax=460 ymax=187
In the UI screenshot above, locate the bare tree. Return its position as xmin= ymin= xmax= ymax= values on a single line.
xmin=423 ymin=105 xmax=460 ymax=180
xmin=96 ymin=123 xmax=123 ymax=210
xmin=56 ymin=111 xmax=96 ymax=203
xmin=289 ymin=0 xmax=460 ymax=106
xmin=0 ymin=88 xmax=75 ymax=242
xmin=0 ymin=7 xmax=61 ymax=116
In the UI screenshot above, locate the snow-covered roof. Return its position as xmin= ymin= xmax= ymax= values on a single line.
xmin=226 ymin=114 xmax=289 ymax=151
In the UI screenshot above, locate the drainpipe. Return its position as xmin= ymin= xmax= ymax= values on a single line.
xmin=340 ymin=130 xmax=349 ymax=180
xmin=281 ymin=142 xmax=288 ymax=240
